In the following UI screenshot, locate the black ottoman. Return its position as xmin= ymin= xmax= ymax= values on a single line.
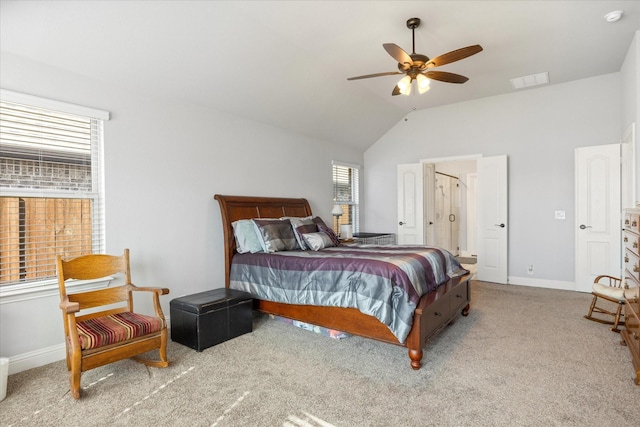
xmin=170 ymin=288 xmax=253 ymax=351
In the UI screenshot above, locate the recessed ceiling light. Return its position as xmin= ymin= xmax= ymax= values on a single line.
xmin=604 ymin=10 xmax=623 ymax=23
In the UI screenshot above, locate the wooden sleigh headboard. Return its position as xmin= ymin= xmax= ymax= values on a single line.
xmin=214 ymin=194 xmax=313 ymax=287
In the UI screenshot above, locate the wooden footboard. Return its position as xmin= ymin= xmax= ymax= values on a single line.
xmin=214 ymin=194 xmax=471 ymax=369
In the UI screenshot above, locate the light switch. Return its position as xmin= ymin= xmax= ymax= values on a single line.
xmin=555 ymin=211 xmax=565 ymax=220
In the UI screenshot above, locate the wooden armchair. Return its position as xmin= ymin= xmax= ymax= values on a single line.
xmin=56 ymin=249 xmax=170 ymax=399
xmin=583 ymin=274 xmax=639 ymax=333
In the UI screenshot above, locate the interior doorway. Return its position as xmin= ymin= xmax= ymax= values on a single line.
xmin=398 ymin=154 xmax=508 ymax=284
xmin=433 ymin=159 xmax=478 ymax=258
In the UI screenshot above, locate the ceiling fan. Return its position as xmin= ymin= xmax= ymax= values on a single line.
xmin=347 ymin=17 xmax=483 ymax=96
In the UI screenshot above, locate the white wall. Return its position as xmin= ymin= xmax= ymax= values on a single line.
xmin=621 ymin=30 xmax=639 ymax=203
xmin=363 ymin=72 xmax=622 ymax=286
xmin=0 ymin=53 xmax=362 ymax=372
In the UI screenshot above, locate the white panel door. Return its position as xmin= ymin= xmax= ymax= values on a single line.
xmin=424 ymin=164 xmax=436 ymax=246
xmin=397 ymin=163 xmax=435 ymax=245
xmin=575 ymin=144 xmax=621 ymax=292
xmin=477 ymin=155 xmax=508 ymax=284
xmin=397 ymin=163 xmax=424 ymax=244
xmin=466 ymin=173 xmax=478 ymax=256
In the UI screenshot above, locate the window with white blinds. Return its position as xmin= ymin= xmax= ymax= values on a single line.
xmin=332 ymin=161 xmax=360 ymax=233
xmin=0 ymin=90 xmax=108 ymax=288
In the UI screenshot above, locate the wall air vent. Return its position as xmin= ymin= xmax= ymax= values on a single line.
xmin=510 ymin=72 xmax=549 ymax=90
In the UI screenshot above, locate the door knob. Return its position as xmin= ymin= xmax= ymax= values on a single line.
xmin=579 ymin=224 xmax=592 ymax=230
xmin=399 ymin=221 xmax=405 ymax=225
xmin=494 ymin=223 xmax=505 ymax=228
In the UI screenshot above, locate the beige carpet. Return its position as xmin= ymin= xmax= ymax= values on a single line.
xmin=1 ymin=281 xmax=637 ymax=426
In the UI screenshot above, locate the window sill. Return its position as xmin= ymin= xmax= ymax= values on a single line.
xmin=0 ymin=278 xmax=112 ymax=305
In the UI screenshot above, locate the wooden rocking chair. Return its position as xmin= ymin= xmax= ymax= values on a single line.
xmin=56 ymin=249 xmax=170 ymax=399
xmin=584 ymin=274 xmax=639 ymax=333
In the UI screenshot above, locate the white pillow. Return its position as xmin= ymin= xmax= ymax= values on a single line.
xmin=232 ymin=220 xmax=263 ymax=253
xmin=302 ymin=232 xmax=335 ymax=251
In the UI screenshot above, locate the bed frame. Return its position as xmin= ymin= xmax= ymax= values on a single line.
xmin=214 ymin=194 xmax=471 ymax=369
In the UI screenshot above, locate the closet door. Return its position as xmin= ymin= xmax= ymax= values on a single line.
xmin=575 ymin=144 xmax=621 ymax=292
xmin=477 ymin=155 xmax=508 ymax=284
xmin=397 ymin=163 xmax=425 ymax=244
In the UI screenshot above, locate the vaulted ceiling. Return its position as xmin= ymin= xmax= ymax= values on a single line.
xmin=1 ymin=1 xmax=638 ymax=150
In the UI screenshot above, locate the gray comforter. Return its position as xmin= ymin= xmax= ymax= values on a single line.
xmin=229 ymin=245 xmax=468 ymax=343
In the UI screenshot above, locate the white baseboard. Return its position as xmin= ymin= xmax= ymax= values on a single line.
xmin=7 ymin=343 xmax=66 ymax=375
xmin=508 ymin=275 xmax=575 ymax=291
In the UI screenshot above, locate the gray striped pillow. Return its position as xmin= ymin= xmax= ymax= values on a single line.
xmin=252 ymin=219 xmax=298 ymax=252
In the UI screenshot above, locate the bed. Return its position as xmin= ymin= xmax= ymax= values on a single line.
xmin=214 ymin=194 xmax=471 ymax=369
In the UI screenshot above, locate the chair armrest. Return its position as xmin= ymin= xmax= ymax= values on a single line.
xmin=131 ymin=286 xmax=170 ymax=296
xmin=129 ymin=284 xmax=170 ymax=319
xmin=594 ymin=275 xmax=622 ymax=287
xmin=59 ymin=299 xmax=80 ymax=314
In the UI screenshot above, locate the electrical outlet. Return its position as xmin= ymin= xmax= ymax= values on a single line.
xmin=527 ymin=265 xmax=534 ymax=274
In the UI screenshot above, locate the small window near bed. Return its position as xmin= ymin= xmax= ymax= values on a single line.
xmin=332 ymin=161 xmax=359 ymax=234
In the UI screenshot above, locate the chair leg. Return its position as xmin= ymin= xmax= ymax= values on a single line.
xmin=159 ymin=329 xmax=169 ymax=366
xmin=65 ymin=344 xmax=71 ymax=372
xmin=132 ymin=331 xmax=170 ymax=368
xmin=610 ymin=302 xmax=624 ymax=333
xmin=584 ymin=294 xmax=598 ymax=320
xmin=69 ymin=350 xmax=82 ymax=399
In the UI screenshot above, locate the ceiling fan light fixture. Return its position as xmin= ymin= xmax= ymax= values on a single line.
xmin=347 ymin=17 xmax=482 ymax=96
xmin=397 ymin=75 xmax=413 ymax=95
xmin=416 ymin=74 xmax=431 ymax=94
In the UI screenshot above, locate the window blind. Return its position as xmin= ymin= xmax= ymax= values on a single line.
xmin=0 ymin=96 xmax=106 ymax=287
xmin=332 ymin=161 xmax=360 ymax=233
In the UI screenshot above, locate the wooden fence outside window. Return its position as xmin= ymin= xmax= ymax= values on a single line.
xmin=0 ymin=197 xmax=92 ymax=285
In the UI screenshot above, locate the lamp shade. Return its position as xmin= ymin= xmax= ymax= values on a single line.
xmin=331 ymin=205 xmax=344 ymax=216
xmin=416 ymin=74 xmax=431 ymax=94
xmin=397 ymin=75 xmax=412 ymax=95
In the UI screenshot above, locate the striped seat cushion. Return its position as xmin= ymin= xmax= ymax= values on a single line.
xmin=75 ymin=312 xmax=164 ymax=350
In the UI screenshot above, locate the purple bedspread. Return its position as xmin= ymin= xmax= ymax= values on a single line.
xmin=229 ymin=245 xmax=468 ymax=343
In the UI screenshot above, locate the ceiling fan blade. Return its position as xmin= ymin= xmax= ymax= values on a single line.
xmin=424 ymin=71 xmax=469 ymax=84
xmin=426 ymin=45 xmax=483 ymax=68
xmin=347 ymin=71 xmax=403 ymax=81
xmin=392 ymin=85 xmax=402 ymax=96
xmin=383 ymin=43 xmax=413 ymax=65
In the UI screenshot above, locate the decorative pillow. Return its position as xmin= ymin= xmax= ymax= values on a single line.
xmin=295 ymin=223 xmax=318 ymax=246
xmin=253 ymin=218 xmax=298 ymax=252
xmin=317 ymin=223 xmax=341 ymax=247
xmin=302 ymin=232 xmax=335 ymax=251
xmin=232 ymin=219 xmax=263 ymax=253
xmin=312 ymin=216 xmax=329 ymax=228
xmin=288 ymin=217 xmax=316 ymax=250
